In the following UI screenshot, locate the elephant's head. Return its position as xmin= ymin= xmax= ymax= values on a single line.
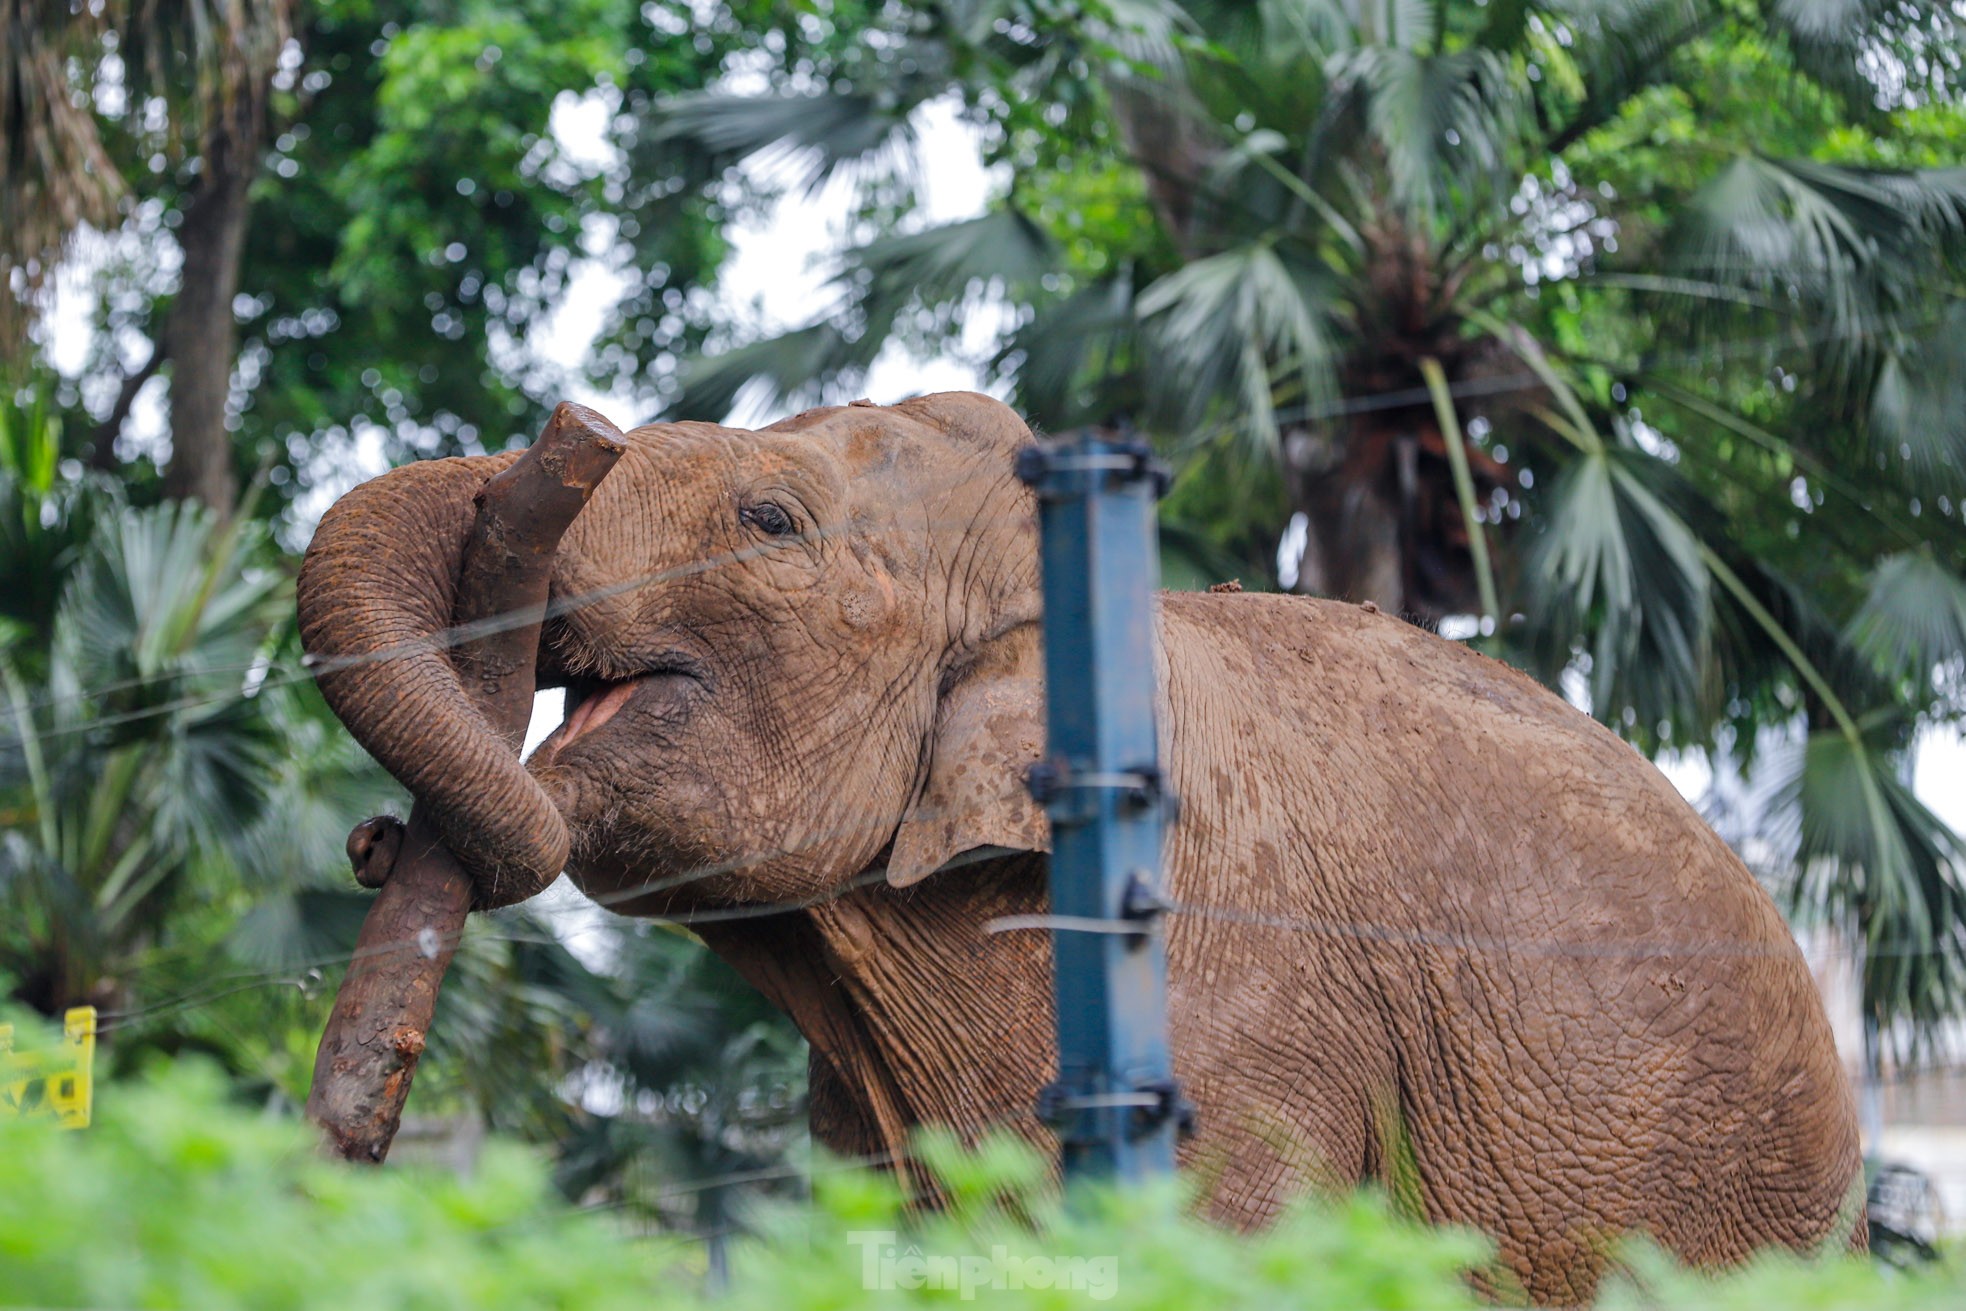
xmin=296 ymin=392 xmax=1051 ymax=911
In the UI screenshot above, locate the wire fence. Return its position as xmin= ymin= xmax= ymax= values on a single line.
xmin=4 ymin=299 xmax=1961 ymax=737
xmin=84 ymin=797 xmax=1966 ymax=1043
xmin=4 ymin=343 xmax=1964 ymax=1249
xmin=0 ymin=391 xmax=1954 ymax=1042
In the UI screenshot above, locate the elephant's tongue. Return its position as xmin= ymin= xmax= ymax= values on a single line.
xmin=557 ymin=678 xmax=640 ymax=749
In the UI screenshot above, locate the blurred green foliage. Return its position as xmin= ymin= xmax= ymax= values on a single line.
xmin=2 ymin=1041 xmax=1960 ymax=1310
xmin=0 ymin=389 xmax=308 ymax=1019
xmin=29 ymin=0 xmax=901 ymax=517
xmin=0 ymin=1044 xmax=663 ymax=1308
xmin=0 ymin=393 xmax=807 ymax=1233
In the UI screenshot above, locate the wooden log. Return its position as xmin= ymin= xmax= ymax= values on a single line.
xmin=306 ymin=402 xmax=625 ymax=1163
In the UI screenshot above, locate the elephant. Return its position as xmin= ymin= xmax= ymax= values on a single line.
xmin=296 ymin=391 xmax=1862 ymax=1303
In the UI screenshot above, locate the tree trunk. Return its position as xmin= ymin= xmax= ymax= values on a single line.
xmin=1107 ymin=81 xmax=1212 ymax=258
xmin=161 ymin=106 xmax=258 ymax=515
xmin=1286 ymin=419 xmax=1410 ymax=615
xmin=1286 ymin=410 xmax=1497 ymax=624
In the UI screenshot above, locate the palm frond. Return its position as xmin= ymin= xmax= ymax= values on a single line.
xmin=1136 ymin=241 xmax=1339 ymax=454
xmin=0 ymin=463 xmax=297 ymax=1011
xmin=1664 ymin=156 xmax=1966 ymax=484
xmin=1763 ymin=0 xmax=1942 ymax=111
xmin=672 ymin=211 xmax=1050 ymax=424
xmin=226 ymin=888 xmax=373 ymax=971
xmin=1202 ymin=127 xmax=1364 ymax=249
xmin=997 ymin=272 xmax=1138 ymax=428
xmin=1104 ymin=0 xmax=1192 ymax=75
xmin=1522 ymin=440 xmax=1713 ymax=732
xmin=53 ymin=500 xmax=282 ymax=698
xmin=1847 ymin=551 xmax=1966 ymax=680
xmin=668 ymin=324 xmax=871 ymax=424
xmin=1780 ymin=726 xmax=1966 ymax=1056
xmin=1539 ymin=0 xmax=1712 ymax=151
xmin=1376 ymin=0 xmax=1440 ymax=52
xmin=1670 ymin=156 xmax=1966 ymax=332
xmin=652 ymin=89 xmax=918 ymax=197
xmin=850 ymin=208 xmax=1056 ymax=307
xmin=1863 ymin=298 xmax=1966 ymax=485
xmin=1324 ymin=45 xmax=1522 ymax=215
xmin=222 ymin=690 xmax=405 ymax=891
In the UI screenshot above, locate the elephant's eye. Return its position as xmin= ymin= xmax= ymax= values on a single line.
xmin=742 ymin=502 xmax=796 ymax=537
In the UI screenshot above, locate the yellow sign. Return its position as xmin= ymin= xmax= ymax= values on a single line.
xmin=0 ymin=1006 xmax=96 ymax=1128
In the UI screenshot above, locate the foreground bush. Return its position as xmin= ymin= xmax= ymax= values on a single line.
xmin=0 ymin=1055 xmax=660 ymax=1308
xmin=0 ymin=1038 xmax=1957 ymax=1309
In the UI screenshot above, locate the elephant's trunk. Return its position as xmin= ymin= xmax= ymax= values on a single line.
xmin=296 ymin=454 xmax=571 ymax=898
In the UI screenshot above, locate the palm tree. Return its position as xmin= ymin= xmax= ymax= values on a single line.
xmin=0 ymin=0 xmax=121 ymax=362
xmin=644 ymin=0 xmax=1966 ymax=1050
xmin=0 ymin=390 xmax=290 ymax=1014
xmin=1 ymin=0 xmax=293 ymax=511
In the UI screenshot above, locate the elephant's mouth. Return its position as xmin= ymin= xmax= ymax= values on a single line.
xmin=546 ymin=659 xmax=706 ymax=759
xmin=559 ymin=677 xmax=641 ymax=748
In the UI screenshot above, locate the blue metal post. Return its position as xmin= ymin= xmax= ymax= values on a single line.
xmin=1016 ymin=430 xmax=1190 ymax=1186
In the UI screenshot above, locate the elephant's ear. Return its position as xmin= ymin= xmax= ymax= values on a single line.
xmin=887 ymin=625 xmax=1050 ymax=888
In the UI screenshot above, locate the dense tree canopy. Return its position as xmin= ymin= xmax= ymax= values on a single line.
xmin=3 ymin=0 xmax=1965 ymax=1249
xmin=644 ymin=0 xmax=1966 ymax=1047
xmin=4 ymin=0 xmax=886 ymax=517
xmin=2 ymin=0 xmax=826 ymax=1222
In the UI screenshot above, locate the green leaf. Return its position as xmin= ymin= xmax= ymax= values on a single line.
xmin=850 ymin=208 xmax=1056 ymax=305
xmin=1524 ymin=443 xmax=1712 ymax=730
xmin=654 ymin=89 xmax=917 ymax=195
xmin=669 ymin=324 xmax=870 ymax=423
xmin=997 ymin=272 xmax=1138 ymax=428
xmin=1668 ymin=156 xmax=1966 ymax=369
xmin=1862 ymin=299 xmax=1966 ymax=486
xmin=1847 ymin=551 xmax=1966 ymax=676
xmin=1780 ymin=728 xmax=1966 ymax=1052
xmin=1137 ymin=242 xmax=1338 ymax=453
xmin=1324 ymin=45 xmax=1521 ymax=214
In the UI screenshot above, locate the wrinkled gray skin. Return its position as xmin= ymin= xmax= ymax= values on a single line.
xmin=297 ymin=392 xmax=1862 ymax=1303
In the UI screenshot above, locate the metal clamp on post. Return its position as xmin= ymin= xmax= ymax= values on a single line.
xmin=1016 ymin=437 xmax=1173 ymax=500
xmin=1036 ymin=1077 xmax=1198 ymax=1143
xmin=1024 ymin=760 xmax=1180 ymax=829
xmin=1121 ymin=869 xmax=1171 ymax=925
xmin=1129 ymin=1077 xmax=1198 ymax=1141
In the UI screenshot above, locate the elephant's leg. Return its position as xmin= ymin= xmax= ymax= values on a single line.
xmin=809 ymin=1047 xmax=886 ymax=1161
xmin=1185 ymin=1076 xmax=1378 ymax=1228
xmin=1174 ymin=1004 xmax=1394 ymax=1229
xmin=1167 ymin=908 xmax=1398 ymax=1227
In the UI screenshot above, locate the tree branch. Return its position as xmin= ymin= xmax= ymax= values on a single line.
xmin=306 ymin=401 xmax=626 ymax=1164
xmin=86 ymin=348 xmax=166 ymax=471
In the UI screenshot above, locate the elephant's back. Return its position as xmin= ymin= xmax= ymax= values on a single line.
xmin=1156 ymin=589 xmax=1763 ymax=929
xmin=1155 ymin=591 xmax=1861 ymax=1299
